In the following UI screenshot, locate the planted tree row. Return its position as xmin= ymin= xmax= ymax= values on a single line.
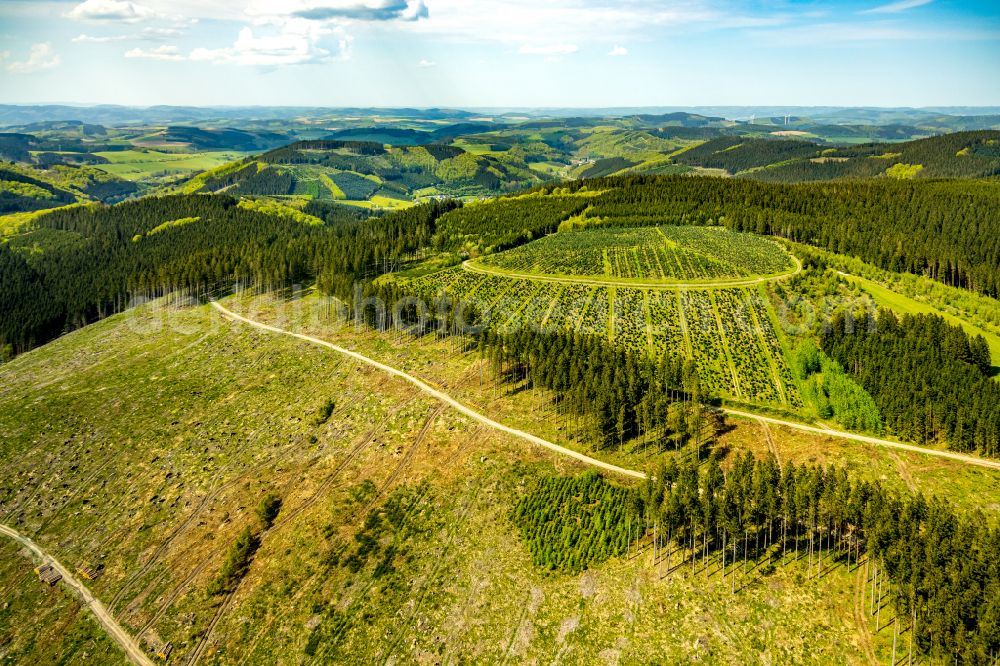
xmin=520 ymin=175 xmax=1000 ymax=297
xmin=516 ymin=454 xmax=1000 ymax=663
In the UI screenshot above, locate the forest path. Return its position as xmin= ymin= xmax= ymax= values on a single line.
xmin=210 ymin=302 xmax=1000 ymax=476
xmin=210 ymin=301 xmax=645 ymax=480
xmin=461 ymin=254 xmax=802 ymax=291
xmin=724 ymin=409 xmax=1000 ymax=472
xmin=0 ymin=523 xmax=154 ymax=666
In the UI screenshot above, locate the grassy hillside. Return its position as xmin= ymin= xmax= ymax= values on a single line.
xmin=5 ymin=109 xmax=1000 ymax=664
xmin=3 ymin=293 xmax=999 ymax=663
xmin=0 ymin=540 xmax=126 ymax=664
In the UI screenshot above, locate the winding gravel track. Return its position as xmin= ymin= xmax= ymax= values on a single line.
xmin=0 ymin=524 xmax=153 ymax=666
xmin=211 ymin=302 xmax=1000 ymax=476
xmin=723 ymin=409 xmax=1000 ymax=472
xmin=210 ymin=301 xmax=644 ymax=479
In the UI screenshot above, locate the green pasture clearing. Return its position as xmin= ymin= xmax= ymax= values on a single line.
xmin=839 ymin=271 xmax=1000 ymax=366
xmin=370 ymin=194 xmax=415 ymax=209
xmin=452 ymin=138 xmax=506 ymax=155
xmin=92 ymin=150 xmax=247 ymax=180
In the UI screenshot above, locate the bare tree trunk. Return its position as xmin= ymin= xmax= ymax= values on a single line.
xmin=703 ymin=531 xmax=708 ymax=580
xmin=653 ymin=522 xmax=658 ymax=573
xmin=892 ymin=617 xmax=898 ymax=665
xmin=731 ymin=538 xmax=737 ymax=594
xmin=877 ymin=570 xmax=884 ymax=629
xmin=871 ymin=562 xmax=878 ymax=616
xmin=743 ymin=530 xmax=748 ymax=578
xmin=691 ymin=527 xmax=696 ymax=575
xmin=721 ymin=531 xmax=726 ymax=587
xmin=666 ymin=524 xmax=672 ymax=574
xmin=808 ymin=528 xmax=812 ymax=579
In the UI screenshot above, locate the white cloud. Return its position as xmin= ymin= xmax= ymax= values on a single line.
xmin=65 ymin=0 xmax=155 ymax=23
xmin=6 ymin=43 xmax=61 ymax=74
xmin=246 ymin=0 xmax=428 ymax=22
xmin=860 ymin=0 xmax=933 ymax=14
xmin=608 ymin=45 xmax=627 ymax=56
xmin=125 ymin=45 xmax=184 ymax=60
xmin=417 ymin=58 xmax=436 ymax=67
xmin=73 ymin=28 xmax=184 ymax=43
xmin=141 ymin=27 xmax=185 ymax=39
xmin=109 ymin=1 xmax=425 ymax=69
xmin=518 ymin=43 xmax=578 ymax=56
xmin=73 ymin=33 xmax=129 ymax=43
xmin=190 ymin=21 xmax=351 ymax=66
xmin=404 ymin=1 xmax=778 ymax=47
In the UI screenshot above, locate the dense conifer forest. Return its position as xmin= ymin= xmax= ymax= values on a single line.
xmin=478 ymin=329 xmax=709 ymax=451
xmin=547 ymin=175 xmax=1000 ymax=296
xmin=822 ymin=310 xmax=999 ymax=456
xmin=515 ymin=454 xmax=1000 ymax=663
xmin=431 ymin=196 xmax=588 ymax=254
xmin=673 ymin=137 xmax=821 ymax=173
xmin=0 ymin=195 xmax=458 ymax=355
xmin=672 ymin=130 xmax=1000 ymax=180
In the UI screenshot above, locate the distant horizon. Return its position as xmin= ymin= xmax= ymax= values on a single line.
xmin=1 ymin=1 xmax=997 ymax=108
xmin=4 ymin=103 xmax=1000 ymax=112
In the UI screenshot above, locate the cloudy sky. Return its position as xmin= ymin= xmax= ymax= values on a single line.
xmin=0 ymin=0 xmax=997 ymax=107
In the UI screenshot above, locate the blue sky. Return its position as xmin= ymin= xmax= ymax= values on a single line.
xmin=0 ymin=0 xmax=998 ymax=107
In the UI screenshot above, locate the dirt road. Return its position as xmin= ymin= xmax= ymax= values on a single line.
xmin=210 ymin=301 xmax=645 ymax=479
xmin=211 ymin=302 xmax=1000 ymax=476
xmin=0 ymin=523 xmax=153 ymax=666
xmin=723 ymin=409 xmax=1000 ymax=472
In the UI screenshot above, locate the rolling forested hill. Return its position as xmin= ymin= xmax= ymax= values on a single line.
xmin=0 ymin=160 xmax=137 ymax=215
xmin=674 ymin=130 xmax=1000 ymax=180
xmin=5 ymin=122 xmax=1000 ymax=665
xmin=180 ymin=139 xmax=544 ymax=206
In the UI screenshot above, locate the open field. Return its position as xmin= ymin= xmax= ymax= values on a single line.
xmin=91 ymin=151 xmax=247 ymax=180
xmin=3 ymin=292 xmax=993 ymax=662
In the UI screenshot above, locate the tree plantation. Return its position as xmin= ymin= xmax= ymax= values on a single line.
xmin=5 ymin=155 xmax=1000 ymax=664
xmin=517 ymin=453 xmax=1000 ymax=664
